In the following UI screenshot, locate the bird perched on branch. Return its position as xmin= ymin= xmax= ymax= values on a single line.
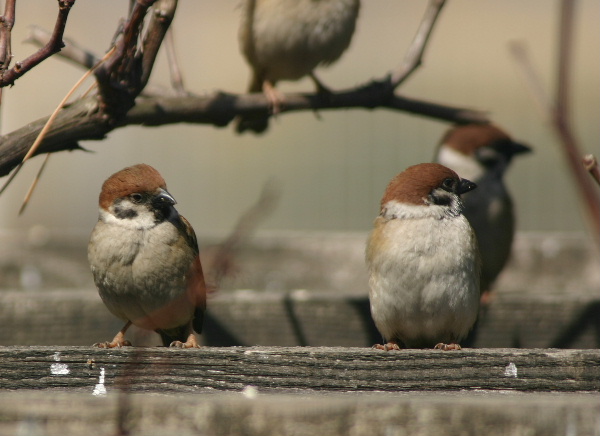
xmin=88 ymin=164 xmax=206 ymax=348
xmin=236 ymin=0 xmax=360 ymax=134
xmin=435 ymin=124 xmax=531 ymax=297
xmin=366 ymin=163 xmax=480 ymax=350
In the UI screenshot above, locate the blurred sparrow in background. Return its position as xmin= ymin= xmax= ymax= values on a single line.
xmin=236 ymin=0 xmax=360 ymax=133
xmin=435 ymin=124 xmax=531 ymax=297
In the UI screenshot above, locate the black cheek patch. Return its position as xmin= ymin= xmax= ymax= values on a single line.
xmin=114 ymin=205 xmax=138 ymax=219
xmin=429 ymin=191 xmax=452 ymax=206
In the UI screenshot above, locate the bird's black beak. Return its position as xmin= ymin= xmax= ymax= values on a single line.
xmin=458 ymin=178 xmax=477 ymax=195
xmin=152 ymin=188 xmax=177 ymax=208
xmin=509 ymin=141 xmax=532 ymax=156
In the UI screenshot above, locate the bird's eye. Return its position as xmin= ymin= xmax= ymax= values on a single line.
xmin=442 ymin=178 xmax=455 ymax=191
xmin=130 ymin=193 xmax=143 ymax=203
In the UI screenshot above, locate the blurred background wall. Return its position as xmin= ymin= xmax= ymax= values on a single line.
xmin=0 ymin=0 xmax=598 ymax=240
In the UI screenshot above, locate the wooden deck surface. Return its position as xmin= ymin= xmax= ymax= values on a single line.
xmin=1 ymin=346 xmax=598 ymax=393
xmin=0 ymin=346 xmax=598 ymax=435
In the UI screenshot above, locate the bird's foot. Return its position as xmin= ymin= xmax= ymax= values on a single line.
xmin=169 ymin=333 xmax=200 ymax=349
xmin=93 ymin=326 xmax=132 ymax=348
xmin=480 ymin=290 xmax=495 ymax=306
xmin=372 ymin=342 xmax=401 ymax=351
xmin=93 ymin=339 xmax=132 ymax=349
xmin=434 ymin=343 xmax=462 ymax=351
xmin=263 ymin=80 xmax=284 ymax=115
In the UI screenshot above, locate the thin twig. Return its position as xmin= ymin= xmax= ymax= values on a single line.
xmin=18 ymin=153 xmax=50 ymax=215
xmin=0 ymin=0 xmax=16 ymax=71
xmin=553 ymin=0 xmax=600 ymax=240
xmin=164 ymin=27 xmax=186 ymax=95
xmin=390 ymin=0 xmax=446 ymax=88
xmin=25 ymin=25 xmax=173 ymax=98
xmin=508 ymin=41 xmax=553 ymax=119
xmin=17 ymin=80 xmax=97 ymax=214
xmin=508 ymin=1 xmax=599 ymax=242
xmin=0 ymin=46 xmax=114 ymax=195
xmin=26 ymin=25 xmax=100 ymax=69
xmin=582 ymin=155 xmax=600 ymax=186
xmin=208 ymin=180 xmax=280 ymax=287
xmin=556 ymin=0 xmax=573 ymax=125
xmin=0 ymin=0 xmax=76 ymax=87
xmin=0 ymin=0 xmax=16 ymax=105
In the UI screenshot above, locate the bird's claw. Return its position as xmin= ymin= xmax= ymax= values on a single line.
xmin=169 ymin=334 xmax=200 ymax=349
xmin=434 ymin=343 xmax=462 ymax=351
xmin=93 ymin=339 xmax=132 ymax=349
xmin=372 ymin=342 xmax=401 ymax=351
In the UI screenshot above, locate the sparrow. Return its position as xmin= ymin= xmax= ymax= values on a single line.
xmin=236 ymin=0 xmax=360 ymax=133
xmin=435 ymin=124 xmax=531 ymax=295
xmin=88 ymin=164 xmax=206 ymax=348
xmin=366 ymin=163 xmax=481 ymax=350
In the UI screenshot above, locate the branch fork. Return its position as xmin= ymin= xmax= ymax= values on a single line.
xmin=0 ymin=1 xmax=487 ymax=186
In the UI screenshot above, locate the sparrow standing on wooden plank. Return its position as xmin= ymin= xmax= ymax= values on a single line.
xmin=88 ymin=164 xmax=206 ymax=348
xmin=366 ymin=163 xmax=480 ymax=350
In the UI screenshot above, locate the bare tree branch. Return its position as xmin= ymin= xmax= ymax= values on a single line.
xmin=26 ymin=25 xmax=177 ymax=98
xmin=390 ymin=0 xmax=446 ymax=88
xmin=164 ymin=28 xmax=186 ymax=95
xmin=0 ymin=96 xmax=98 ymax=177
xmin=0 ymin=0 xmax=76 ymax=88
xmin=94 ymin=0 xmax=157 ymax=116
xmin=27 ymin=25 xmax=99 ymax=69
xmin=127 ymin=81 xmax=487 ymax=126
xmin=554 ymin=0 xmax=599 ymax=240
xmin=0 ymin=83 xmax=488 ymax=177
xmin=556 ymin=0 xmax=573 ymax=124
xmin=140 ymin=0 xmax=177 ymax=90
xmin=0 ymin=46 xmax=113 ymax=195
xmin=0 ymin=0 xmax=17 ymax=105
xmin=582 ymin=154 xmax=600 ymax=186
xmin=0 ymin=0 xmax=489 ymax=182
xmin=18 ymin=152 xmax=50 ymax=215
xmin=508 ymin=41 xmax=553 ymax=118
xmin=0 ymin=0 xmax=16 ymax=71
xmin=509 ymin=0 xmax=600 ymax=242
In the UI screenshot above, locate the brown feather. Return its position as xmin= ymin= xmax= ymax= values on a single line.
xmin=381 ymin=163 xmax=459 ymax=207
xmin=439 ymin=124 xmax=512 ymax=156
xmin=99 ymin=164 xmax=166 ymax=210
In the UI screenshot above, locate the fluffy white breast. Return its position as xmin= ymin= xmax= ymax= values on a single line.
xmin=366 ymin=200 xmax=480 ymax=347
xmin=88 ymin=215 xmax=194 ymax=329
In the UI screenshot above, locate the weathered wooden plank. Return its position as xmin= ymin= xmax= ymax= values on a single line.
xmin=0 ymin=346 xmax=597 ymax=393
xmin=0 ymin=391 xmax=598 ymax=436
xmin=1 ymin=290 xmax=598 ymax=348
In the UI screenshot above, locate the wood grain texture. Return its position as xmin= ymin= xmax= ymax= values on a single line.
xmin=1 ymin=346 xmax=597 ymax=435
xmin=0 ymin=390 xmax=598 ymax=436
xmin=0 ymin=346 xmax=597 ymax=393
